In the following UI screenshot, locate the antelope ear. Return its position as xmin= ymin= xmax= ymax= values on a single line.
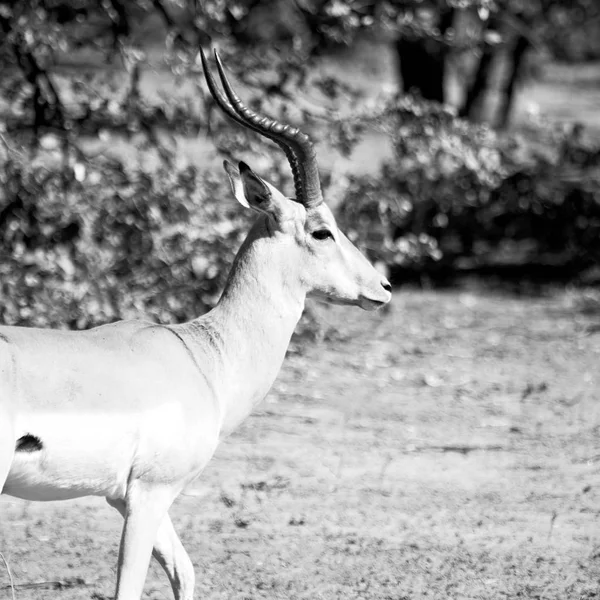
xmin=223 ymin=160 xmax=294 ymax=223
xmin=223 ymin=160 xmax=250 ymax=208
xmin=238 ymin=161 xmax=271 ymax=209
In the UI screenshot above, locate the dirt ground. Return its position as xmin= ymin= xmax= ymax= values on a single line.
xmin=1 ymin=289 xmax=599 ymax=599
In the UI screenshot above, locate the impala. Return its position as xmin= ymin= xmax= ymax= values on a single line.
xmin=0 ymin=49 xmax=391 ymax=600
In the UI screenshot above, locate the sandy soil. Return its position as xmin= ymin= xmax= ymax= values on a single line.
xmin=1 ymin=289 xmax=599 ymax=599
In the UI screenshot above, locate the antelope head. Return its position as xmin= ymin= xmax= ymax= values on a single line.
xmin=201 ymin=49 xmax=392 ymax=311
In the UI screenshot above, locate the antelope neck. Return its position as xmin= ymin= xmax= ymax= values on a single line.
xmin=174 ymin=222 xmax=306 ymax=436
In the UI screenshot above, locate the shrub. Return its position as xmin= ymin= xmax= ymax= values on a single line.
xmin=0 ymin=149 xmax=250 ymax=328
xmin=337 ymin=95 xmax=600 ymax=279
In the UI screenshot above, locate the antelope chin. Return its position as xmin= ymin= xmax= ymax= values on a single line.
xmin=359 ymin=295 xmax=390 ymax=311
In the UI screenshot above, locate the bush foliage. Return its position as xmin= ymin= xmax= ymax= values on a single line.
xmin=0 ymin=149 xmax=249 ymax=328
xmin=337 ymin=96 xmax=600 ymax=278
xmin=1 ymin=0 xmax=600 ymax=330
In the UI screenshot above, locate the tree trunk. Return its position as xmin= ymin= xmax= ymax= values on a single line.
xmin=395 ymin=8 xmax=454 ymax=103
xmin=459 ymin=18 xmax=500 ymax=121
xmin=496 ymin=34 xmax=529 ymax=128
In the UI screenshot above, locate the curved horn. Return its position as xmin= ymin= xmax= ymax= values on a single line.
xmin=201 ymin=48 xmax=323 ymax=208
xmin=199 ymin=48 xmax=304 ymax=202
xmin=213 ymin=50 xmax=323 ymax=208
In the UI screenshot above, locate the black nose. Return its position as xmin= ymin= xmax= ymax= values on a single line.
xmin=381 ymin=279 xmax=392 ymax=293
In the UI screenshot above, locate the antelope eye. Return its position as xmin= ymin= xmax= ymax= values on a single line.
xmin=312 ymin=229 xmax=334 ymax=241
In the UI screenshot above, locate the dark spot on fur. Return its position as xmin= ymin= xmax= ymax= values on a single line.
xmin=15 ymin=434 xmax=43 ymax=452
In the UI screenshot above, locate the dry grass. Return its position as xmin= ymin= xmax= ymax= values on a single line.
xmin=565 ymin=287 xmax=600 ymax=317
xmin=1 ymin=289 xmax=599 ymax=599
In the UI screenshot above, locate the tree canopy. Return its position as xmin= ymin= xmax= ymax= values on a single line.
xmin=1 ymin=0 xmax=599 ymax=328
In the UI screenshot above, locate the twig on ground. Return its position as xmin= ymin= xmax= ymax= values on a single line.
xmin=411 ymin=444 xmax=505 ymax=455
xmin=0 ymin=577 xmax=89 ymax=591
xmin=548 ymin=511 xmax=558 ymax=540
xmin=378 ymin=453 xmax=394 ymax=488
xmin=0 ymin=552 xmax=16 ymax=600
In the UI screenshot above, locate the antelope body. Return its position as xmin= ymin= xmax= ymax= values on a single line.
xmin=0 ymin=50 xmax=391 ymax=600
